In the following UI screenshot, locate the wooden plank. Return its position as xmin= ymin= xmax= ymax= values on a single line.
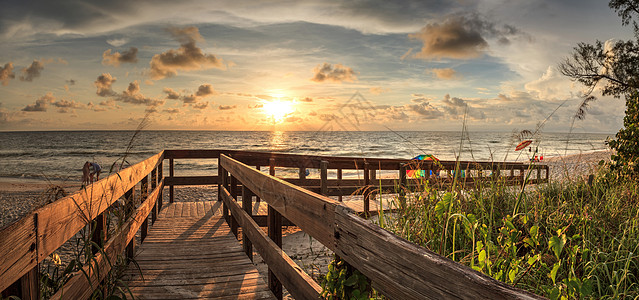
xmin=0 ymin=213 xmax=37 ymax=292
xmin=220 ymin=155 xmax=338 ymax=248
xmin=190 ymin=201 xmax=197 ymax=218
xmin=52 ymin=181 xmax=163 ymax=300
xmin=221 ymin=188 xmax=320 ymax=300
xmin=197 ymin=201 xmax=205 ymax=217
xmin=121 ymin=210 xmax=273 ymax=299
xmin=333 ymin=206 xmax=543 ymax=300
xmin=35 ymin=151 xmax=164 ymax=261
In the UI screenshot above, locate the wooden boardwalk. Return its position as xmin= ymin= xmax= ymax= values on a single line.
xmin=122 ymin=202 xmax=275 ymax=299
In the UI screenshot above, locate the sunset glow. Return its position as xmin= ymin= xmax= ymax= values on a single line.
xmin=0 ymin=1 xmax=631 ymax=132
xmin=263 ymin=100 xmax=294 ymax=123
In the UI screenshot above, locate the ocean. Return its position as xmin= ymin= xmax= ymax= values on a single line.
xmin=0 ymin=130 xmax=612 ymax=182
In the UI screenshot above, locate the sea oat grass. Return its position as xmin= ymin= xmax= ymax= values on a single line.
xmin=377 ymin=164 xmax=639 ymax=299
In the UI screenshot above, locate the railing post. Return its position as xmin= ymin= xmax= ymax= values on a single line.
xmin=299 ymin=166 xmax=306 ymax=181
xmin=255 ymin=165 xmax=261 ymax=202
xmin=169 ymin=158 xmax=174 ymax=203
xmin=337 ymin=168 xmax=343 ymax=202
xmin=151 ymin=166 xmax=158 ymax=223
xmin=19 ymin=267 xmax=39 ymax=300
xmin=158 ymin=161 xmax=164 ymax=212
xmin=363 ymin=161 xmax=370 ymax=217
xmin=268 ymin=158 xmax=283 ymax=300
xmin=230 ymin=173 xmax=239 ymax=238
xmin=91 ymin=213 xmax=106 ymax=254
xmin=141 ymin=175 xmax=149 ymax=243
xmin=16 ymin=213 xmax=39 ymax=300
xmin=320 ymin=160 xmax=328 ymax=196
xmin=220 ymin=161 xmax=230 ymax=224
xmin=125 ymin=188 xmax=136 ymax=262
xmin=242 ymin=186 xmax=253 ymax=261
xmin=399 ymin=163 xmax=407 ymax=207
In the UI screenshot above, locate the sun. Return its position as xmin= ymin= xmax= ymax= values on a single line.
xmin=262 ymin=100 xmax=294 ymax=123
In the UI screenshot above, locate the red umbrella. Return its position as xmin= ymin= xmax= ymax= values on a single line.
xmin=515 ymin=140 xmax=533 ymax=151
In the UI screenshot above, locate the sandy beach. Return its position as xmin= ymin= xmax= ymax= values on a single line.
xmin=0 ymin=150 xmax=614 ymax=298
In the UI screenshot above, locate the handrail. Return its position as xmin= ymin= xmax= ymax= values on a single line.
xmin=219 ymin=154 xmax=544 ymax=299
xmin=0 ymin=151 xmax=165 ymax=298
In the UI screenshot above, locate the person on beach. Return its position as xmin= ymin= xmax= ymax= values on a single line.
xmin=82 ymin=161 xmax=102 ymax=184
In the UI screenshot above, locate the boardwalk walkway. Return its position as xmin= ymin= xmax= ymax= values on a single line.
xmin=122 ymin=202 xmax=275 ymax=299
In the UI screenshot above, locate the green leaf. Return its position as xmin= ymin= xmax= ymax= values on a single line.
xmin=527 ymin=254 xmax=539 ymax=266
xmin=344 ymin=274 xmax=358 ymax=286
xmin=508 ymin=268 xmax=518 ymax=283
xmin=548 ymin=235 xmax=566 ymax=259
xmin=550 ymin=262 xmax=561 ymax=284
xmin=549 ymin=287 xmax=561 ymax=300
xmin=530 ymin=225 xmax=539 ymax=244
xmin=581 ymin=278 xmax=593 ymax=296
xmin=478 ymin=249 xmax=486 ymax=265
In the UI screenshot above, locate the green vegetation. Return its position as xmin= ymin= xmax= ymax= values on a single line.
xmin=561 ymin=0 xmax=639 ymax=179
xmin=375 ymin=163 xmax=639 ymax=299
xmin=321 ymin=255 xmax=372 ymax=300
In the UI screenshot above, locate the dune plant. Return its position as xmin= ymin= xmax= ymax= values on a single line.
xmin=375 ymin=159 xmax=639 ymax=299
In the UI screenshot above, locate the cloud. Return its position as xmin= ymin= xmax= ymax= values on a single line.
xmin=0 ymin=63 xmax=15 ymax=86
xmin=219 ymin=105 xmax=236 ymax=110
xmin=164 ymin=108 xmax=180 ymax=114
xmin=102 ymin=47 xmax=138 ymax=67
xmin=118 ymin=80 xmax=165 ymax=106
xmin=369 ymin=87 xmax=389 ymax=95
xmin=94 ymin=73 xmax=117 ymax=96
xmin=163 ymin=88 xmax=180 ymax=100
xmin=164 ymin=83 xmax=215 ymax=105
xmin=430 ymin=68 xmax=459 ymax=80
xmin=19 ymin=60 xmax=44 ymax=81
xmin=22 ymin=93 xmax=55 ymax=112
xmin=407 ymin=101 xmax=443 ymax=119
xmin=196 ymin=84 xmax=216 ymax=97
xmin=107 ymin=38 xmax=128 ymax=47
xmin=524 ymin=66 xmax=573 ymax=100
xmin=311 ymin=63 xmax=357 ymax=83
xmin=299 ymin=97 xmax=313 ymax=102
xmin=409 ymin=16 xmax=487 ymax=59
xmin=192 ymin=101 xmax=209 ymax=109
xmin=441 ymin=94 xmax=485 ymax=120
xmin=66 ymin=79 xmax=76 ymax=85
xmin=149 ymin=26 xmax=226 ymax=80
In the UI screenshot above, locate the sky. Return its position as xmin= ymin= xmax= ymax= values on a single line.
xmin=0 ymin=0 xmax=634 ymax=133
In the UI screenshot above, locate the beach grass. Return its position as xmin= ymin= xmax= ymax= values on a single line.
xmin=374 ymin=159 xmax=639 ymax=299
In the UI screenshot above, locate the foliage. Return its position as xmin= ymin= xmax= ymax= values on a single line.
xmin=560 ymin=0 xmax=639 ymax=178
xmin=608 ymin=92 xmax=639 ymax=177
xmin=321 ymin=255 xmax=372 ymax=300
xmin=376 ymin=165 xmax=639 ymax=299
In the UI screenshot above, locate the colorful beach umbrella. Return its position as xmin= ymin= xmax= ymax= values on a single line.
xmin=412 ymin=154 xmax=439 ymax=161
xmin=515 ymin=140 xmax=533 ymax=151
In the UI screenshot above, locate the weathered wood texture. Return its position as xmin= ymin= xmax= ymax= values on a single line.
xmin=0 ymin=151 xmax=163 ymax=294
xmin=0 ymin=213 xmax=37 ymax=292
xmin=121 ymin=201 xmax=275 ymax=300
xmin=220 ymin=187 xmax=321 ymax=300
xmin=220 ymin=154 xmax=339 ymax=248
xmin=50 ymin=180 xmax=164 ymax=300
xmin=35 ymin=151 xmax=164 ymax=262
xmin=221 ymin=154 xmax=544 ymax=300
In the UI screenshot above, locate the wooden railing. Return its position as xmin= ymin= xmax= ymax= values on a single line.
xmin=0 ymin=151 xmax=164 ymax=299
xmin=1 ymin=149 xmax=549 ymax=299
xmin=218 ymin=154 xmax=544 ymax=299
xmin=165 ymin=149 xmax=549 ymax=216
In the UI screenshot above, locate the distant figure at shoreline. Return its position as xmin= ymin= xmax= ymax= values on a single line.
xmin=82 ymin=161 xmax=102 ymax=185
